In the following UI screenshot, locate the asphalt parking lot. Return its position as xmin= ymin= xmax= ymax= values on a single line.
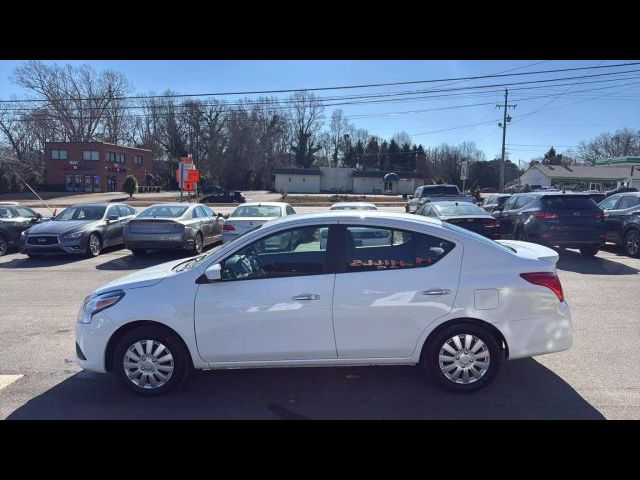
xmin=0 ymin=206 xmax=638 ymax=419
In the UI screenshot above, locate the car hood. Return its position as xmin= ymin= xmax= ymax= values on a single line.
xmin=94 ymin=257 xmax=189 ymax=294
xmin=26 ymin=219 xmax=97 ymax=235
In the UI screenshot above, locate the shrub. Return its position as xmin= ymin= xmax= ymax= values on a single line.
xmin=122 ymin=175 xmax=138 ymax=198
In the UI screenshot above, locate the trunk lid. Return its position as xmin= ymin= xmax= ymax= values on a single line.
xmin=496 ymin=239 xmax=559 ymax=264
xmin=224 ymin=217 xmax=275 ymax=234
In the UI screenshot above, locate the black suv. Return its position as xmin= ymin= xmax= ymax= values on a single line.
xmin=0 ymin=203 xmax=45 ymax=256
xmin=598 ymin=192 xmax=640 ymax=257
xmin=200 ymin=191 xmax=246 ymax=204
xmin=492 ymin=192 xmax=605 ymax=256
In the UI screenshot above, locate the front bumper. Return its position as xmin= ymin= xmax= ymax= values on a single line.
xmin=496 ymin=301 xmax=573 ymax=360
xmin=75 ymin=317 xmax=111 ymax=373
xmin=20 ymin=235 xmax=87 ymax=255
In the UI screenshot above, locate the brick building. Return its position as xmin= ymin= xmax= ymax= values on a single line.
xmin=43 ymin=142 xmax=153 ymax=193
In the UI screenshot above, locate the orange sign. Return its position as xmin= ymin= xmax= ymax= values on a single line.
xmin=187 ymin=169 xmax=200 ymax=182
xmin=182 ymin=180 xmax=196 ymax=191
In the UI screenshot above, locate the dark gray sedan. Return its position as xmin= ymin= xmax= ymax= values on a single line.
xmin=20 ymin=203 xmax=137 ymax=258
xmin=123 ymin=203 xmax=224 ymax=255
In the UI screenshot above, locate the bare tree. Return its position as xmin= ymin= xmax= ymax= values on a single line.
xmin=328 ymin=109 xmax=350 ymax=167
xmin=576 ymin=128 xmax=640 ymax=164
xmin=289 ymin=91 xmax=324 ymax=168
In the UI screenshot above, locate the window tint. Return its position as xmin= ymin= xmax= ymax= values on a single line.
xmin=117 ymin=205 xmax=132 ymax=217
xmin=286 ymin=205 xmax=296 ymax=215
xmin=542 ymin=196 xmax=597 ymax=210
xmin=0 ymin=206 xmax=15 ymax=218
xmin=598 ymin=195 xmax=620 ymax=210
xmin=502 ymin=196 xmax=518 ymax=210
xmin=138 ymin=205 xmax=188 ymax=218
xmin=515 ymin=196 xmax=534 ymax=209
xmin=202 ymin=205 xmax=215 ymax=217
xmin=221 ymin=226 xmax=329 ymax=280
xmin=617 ymin=196 xmax=639 ymax=209
xmin=344 ymin=226 xmax=454 ymax=272
xmin=14 ymin=206 xmax=36 ymax=218
xmin=421 ymin=185 xmax=460 ymax=197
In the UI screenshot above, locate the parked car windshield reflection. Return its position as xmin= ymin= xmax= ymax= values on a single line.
xmin=138 ymin=205 xmax=188 ymax=218
xmin=55 ymin=206 xmax=106 ymax=221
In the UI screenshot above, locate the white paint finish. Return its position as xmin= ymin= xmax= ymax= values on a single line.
xmin=474 ymin=289 xmax=499 ymax=310
xmin=194 ymin=274 xmax=337 ymax=362
xmin=520 ymin=167 xmax=551 ymax=187
xmin=75 ymin=210 xmax=573 ymax=383
xmin=319 ymin=167 xmax=353 ymax=192
xmin=0 ymin=374 xmax=23 ymax=391
xmin=274 ymin=174 xmax=321 ymax=193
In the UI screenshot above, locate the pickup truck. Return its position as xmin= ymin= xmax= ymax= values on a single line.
xmin=405 ymin=184 xmax=476 ymax=213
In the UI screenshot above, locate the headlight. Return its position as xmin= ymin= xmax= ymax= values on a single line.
xmin=78 ymin=290 xmax=125 ymax=324
xmin=63 ymin=231 xmax=84 ymax=239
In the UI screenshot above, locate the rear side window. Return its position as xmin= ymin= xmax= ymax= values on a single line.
xmin=344 ymin=226 xmax=455 ymax=272
xmin=542 ymin=196 xmax=596 ymax=210
xmin=502 ymin=196 xmax=518 ymax=210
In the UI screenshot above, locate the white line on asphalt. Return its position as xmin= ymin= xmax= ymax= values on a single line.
xmin=0 ymin=375 xmax=23 ymax=391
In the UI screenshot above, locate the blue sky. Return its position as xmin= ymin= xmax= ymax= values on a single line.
xmin=0 ymin=60 xmax=638 ymax=167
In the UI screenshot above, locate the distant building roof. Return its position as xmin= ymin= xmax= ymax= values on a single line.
xmin=595 ymin=156 xmax=640 ymax=166
xmin=272 ymin=167 xmax=322 ymax=176
xmin=525 ymin=164 xmax=640 ymax=181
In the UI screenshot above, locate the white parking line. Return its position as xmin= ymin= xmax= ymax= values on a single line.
xmin=0 ymin=375 xmax=23 ymax=391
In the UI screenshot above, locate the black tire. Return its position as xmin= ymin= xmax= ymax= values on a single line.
xmin=113 ymin=325 xmax=190 ymax=396
xmin=86 ymin=233 xmax=102 ymax=257
xmin=623 ymin=229 xmax=640 ymax=258
xmin=191 ymin=232 xmax=204 ymax=255
xmin=26 ymin=253 xmax=43 ymax=259
xmin=405 ymin=205 xmax=410 ymax=213
xmin=130 ymin=248 xmax=146 ymax=256
xmin=579 ymin=245 xmax=599 ymax=257
xmin=421 ymin=322 xmax=503 ymax=393
xmin=0 ymin=235 xmax=8 ymax=257
xmin=515 ymin=227 xmax=528 ymax=241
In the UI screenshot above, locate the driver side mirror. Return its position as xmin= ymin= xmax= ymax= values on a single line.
xmin=204 ymin=263 xmax=222 ymax=281
xmin=106 ymin=214 xmax=119 ymax=223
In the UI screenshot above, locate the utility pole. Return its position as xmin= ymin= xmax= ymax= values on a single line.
xmin=497 ymin=88 xmax=517 ymax=193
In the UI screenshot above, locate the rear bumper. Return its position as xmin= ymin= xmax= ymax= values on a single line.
xmin=496 ymin=301 xmax=573 ymax=360
xmin=526 ymin=223 xmax=605 ymax=247
xmin=124 ymin=233 xmax=189 ymax=250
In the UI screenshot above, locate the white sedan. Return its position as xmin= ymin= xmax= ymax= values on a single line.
xmin=222 ymin=202 xmax=296 ymax=244
xmin=75 ymin=211 xmax=572 ymax=395
xmin=330 ymin=202 xmax=377 ymax=211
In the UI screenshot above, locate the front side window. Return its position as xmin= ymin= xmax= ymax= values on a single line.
xmin=221 ymin=226 xmax=330 ymax=280
xmin=14 ymin=206 xmax=36 ymax=218
xmin=502 ymin=196 xmax=519 ymax=211
xmin=344 ymin=226 xmax=455 ymax=272
xmin=617 ymin=196 xmax=640 ymax=210
xmin=0 ymin=206 xmax=15 ymax=218
xmin=515 ymin=196 xmax=534 ymax=209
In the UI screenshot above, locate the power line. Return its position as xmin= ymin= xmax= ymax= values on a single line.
xmin=1 ymin=61 xmax=639 ymax=105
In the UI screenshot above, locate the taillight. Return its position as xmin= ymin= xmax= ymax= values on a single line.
xmin=594 ymin=211 xmax=604 ymax=220
xmin=484 ymin=219 xmax=500 ymax=228
xmin=532 ymin=211 xmax=559 ymax=219
xmin=520 ymin=272 xmax=564 ymax=302
xmin=222 ymin=224 xmax=235 ymax=231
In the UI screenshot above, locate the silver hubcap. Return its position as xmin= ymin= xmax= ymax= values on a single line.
xmin=123 ymin=340 xmax=174 ymax=389
xmin=89 ymin=235 xmax=100 ymax=255
xmin=626 ymin=232 xmax=639 ymax=256
xmin=439 ymin=334 xmax=490 ymax=384
xmin=195 ymin=235 xmax=203 ymax=252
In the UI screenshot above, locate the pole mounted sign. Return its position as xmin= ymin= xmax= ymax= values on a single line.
xmin=176 ymin=155 xmax=199 ymax=196
xmin=460 ymin=161 xmax=469 ymax=181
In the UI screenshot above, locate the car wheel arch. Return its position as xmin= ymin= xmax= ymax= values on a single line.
xmin=104 ymin=320 xmax=195 ymax=373
xmin=419 ymin=317 xmax=509 ymax=363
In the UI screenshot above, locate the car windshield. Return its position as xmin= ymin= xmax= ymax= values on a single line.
xmin=55 ymin=206 xmax=105 ymax=221
xmin=435 ymin=203 xmax=486 ymax=216
xmin=138 ymin=205 xmax=188 ymax=218
xmin=231 ymin=205 xmax=281 ymax=217
xmin=421 ymin=186 xmax=460 ymax=196
xmin=443 ymin=222 xmax=515 ymax=254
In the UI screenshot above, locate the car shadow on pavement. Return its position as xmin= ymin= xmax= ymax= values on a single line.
xmin=95 ymin=250 xmax=189 ymax=271
xmin=556 ymin=249 xmax=639 ymax=275
xmin=0 ymin=246 xmax=125 ymax=269
xmin=6 ymin=358 xmax=605 ymax=419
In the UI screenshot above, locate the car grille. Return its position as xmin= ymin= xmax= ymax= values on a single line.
xmin=27 ymin=235 xmax=59 ymax=245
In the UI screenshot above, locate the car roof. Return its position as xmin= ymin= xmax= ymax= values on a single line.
xmin=145 ymin=202 xmax=195 ymax=208
xmin=430 ymin=201 xmax=481 ymax=206
xmin=235 ymin=202 xmax=289 ymax=207
xmin=262 ymin=210 xmax=444 ymax=230
xmin=67 ymin=203 xmax=112 ymax=208
xmin=331 ymin=202 xmax=376 ymax=207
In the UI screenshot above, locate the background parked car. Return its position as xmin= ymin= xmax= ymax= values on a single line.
xmin=124 ymin=203 xmax=224 ymax=255
xmin=0 ymin=202 xmax=47 ymax=256
xmin=598 ymin=192 xmax=640 ymax=257
xmin=604 ymin=186 xmax=638 ymax=198
xmin=222 ymin=202 xmax=296 ymax=243
xmin=405 ymin=184 xmax=475 ymax=213
xmin=329 ymin=202 xmax=378 ymax=211
xmin=415 ymin=201 xmax=502 ymax=239
xmin=200 ymin=191 xmax=246 ymax=204
xmin=481 ymin=194 xmax=511 ymax=214
xmin=492 ymin=192 xmax=605 ymax=256
xmin=20 ymin=203 xmax=136 ymax=258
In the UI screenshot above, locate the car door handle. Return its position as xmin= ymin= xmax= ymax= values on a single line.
xmin=292 ymin=294 xmax=320 ymax=301
xmin=421 ymin=289 xmax=452 ymax=296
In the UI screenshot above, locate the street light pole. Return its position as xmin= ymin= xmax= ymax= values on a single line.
xmin=497 ymin=88 xmax=516 ymax=193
